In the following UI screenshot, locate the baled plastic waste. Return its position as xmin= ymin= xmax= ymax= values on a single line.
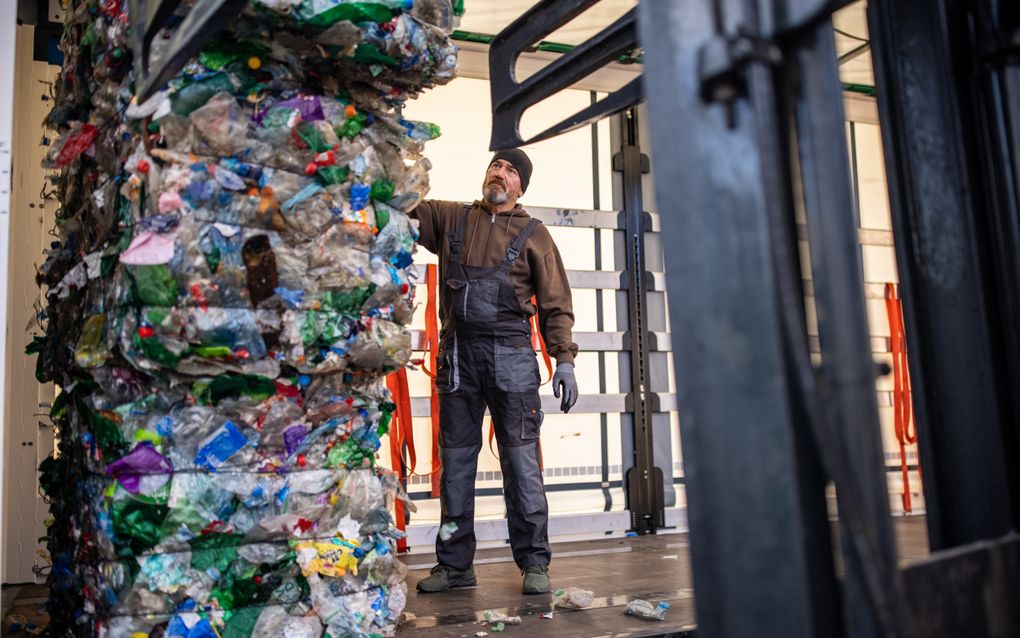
xmin=36 ymin=1 xmax=461 ymax=635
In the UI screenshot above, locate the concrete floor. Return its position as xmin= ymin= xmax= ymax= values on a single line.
xmin=1 ymin=515 xmax=930 ymax=637
xmin=399 ymin=515 xmax=930 ymax=638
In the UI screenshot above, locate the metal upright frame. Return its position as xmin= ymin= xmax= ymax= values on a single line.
xmin=868 ymin=0 xmax=1019 ymax=551
xmin=635 ymin=3 xmax=901 ymax=635
xmin=615 ymin=107 xmax=665 ymax=535
xmin=488 ymin=0 xmax=1020 ymax=635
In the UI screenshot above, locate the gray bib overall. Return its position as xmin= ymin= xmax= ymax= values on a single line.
xmin=434 ymin=206 xmax=550 ymax=571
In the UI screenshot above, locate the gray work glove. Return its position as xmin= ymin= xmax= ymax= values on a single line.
xmin=552 ymin=362 xmax=578 ymax=413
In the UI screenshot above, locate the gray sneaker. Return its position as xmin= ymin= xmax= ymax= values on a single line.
xmin=522 ymin=564 xmax=551 ymax=594
xmin=416 ymin=564 xmax=477 ymax=593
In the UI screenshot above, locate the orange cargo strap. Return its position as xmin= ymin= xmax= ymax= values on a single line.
xmin=390 ymin=368 xmax=416 ymax=475
xmin=529 ymin=297 xmax=549 ymax=472
xmin=884 ymin=283 xmax=918 ymax=512
xmin=530 ymin=295 xmax=555 ymax=385
xmin=385 ymin=368 xmax=416 ymax=552
xmin=416 ymin=264 xmax=443 ymax=497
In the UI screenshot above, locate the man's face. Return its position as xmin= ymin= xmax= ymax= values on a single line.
xmin=482 ymin=158 xmax=523 ymax=205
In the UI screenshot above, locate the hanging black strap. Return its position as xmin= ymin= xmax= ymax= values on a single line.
xmin=501 ymin=217 xmax=542 ymax=272
xmin=446 ymin=204 xmax=472 ymax=265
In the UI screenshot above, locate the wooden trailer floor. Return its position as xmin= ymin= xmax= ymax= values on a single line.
xmin=0 ymin=516 xmax=929 ymax=637
xmin=398 ymin=515 xmax=931 ymax=638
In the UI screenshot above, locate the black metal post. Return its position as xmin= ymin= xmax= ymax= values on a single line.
xmin=488 ymin=1 xmax=641 ymax=148
xmin=636 ymin=1 xmax=843 ymax=634
xmin=617 ymin=108 xmax=664 ymax=534
xmin=963 ymin=0 xmax=1020 ymax=527
xmin=789 ymin=18 xmax=901 ymax=637
xmin=868 ymin=0 xmax=1018 ymax=550
xmin=485 ymin=0 xmax=1020 ymax=633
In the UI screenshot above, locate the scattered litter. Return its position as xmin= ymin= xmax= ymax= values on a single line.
xmin=490 ymin=622 xmax=506 ymax=633
xmin=475 ymin=632 xmax=489 ymax=637
xmin=541 ymin=612 xmax=555 ymax=620
xmin=624 ymin=599 xmax=671 ymax=621
xmin=662 ymin=554 xmax=679 ymax=559
xmin=553 ymin=587 xmax=595 ymax=609
xmin=484 ymin=611 xmax=522 ymax=626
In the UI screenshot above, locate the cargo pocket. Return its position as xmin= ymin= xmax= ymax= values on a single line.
xmin=435 ymin=337 xmax=460 ymax=394
xmin=521 ymin=394 xmax=543 ymax=441
xmin=495 ymin=339 xmax=540 ymax=392
xmin=447 ymin=278 xmax=498 ymax=323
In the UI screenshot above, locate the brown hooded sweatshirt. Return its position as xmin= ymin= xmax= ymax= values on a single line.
xmin=411 ymin=199 xmax=578 ymax=365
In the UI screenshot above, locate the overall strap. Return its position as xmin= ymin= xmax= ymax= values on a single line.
xmin=501 ymin=217 xmax=542 ymax=272
xmin=446 ymin=204 xmax=472 ymax=265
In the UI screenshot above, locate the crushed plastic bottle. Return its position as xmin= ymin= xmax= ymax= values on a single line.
xmin=553 ymin=587 xmax=595 ymax=609
xmin=484 ymin=610 xmax=522 ymax=626
xmin=36 ymin=0 xmax=458 ymax=635
xmin=74 ymin=314 xmax=111 ymax=368
xmin=624 ymin=599 xmax=670 ymax=621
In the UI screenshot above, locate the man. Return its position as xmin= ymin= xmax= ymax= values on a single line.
xmin=410 ymin=149 xmax=579 ymax=595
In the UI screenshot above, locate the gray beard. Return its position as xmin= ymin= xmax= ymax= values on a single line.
xmin=483 ymin=184 xmax=508 ymax=204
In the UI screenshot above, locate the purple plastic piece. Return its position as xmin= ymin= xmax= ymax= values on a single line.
xmin=283 ymin=423 xmax=309 ymax=456
xmin=259 ymin=96 xmax=324 ymax=123
xmin=106 ymin=443 xmax=174 ymax=494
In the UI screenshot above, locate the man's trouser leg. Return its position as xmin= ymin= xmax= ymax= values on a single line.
xmin=489 ymin=382 xmax=551 ymax=570
xmin=435 ymin=338 xmax=485 ymax=571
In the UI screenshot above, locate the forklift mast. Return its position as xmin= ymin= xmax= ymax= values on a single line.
xmin=488 ymin=1 xmax=1020 ymax=636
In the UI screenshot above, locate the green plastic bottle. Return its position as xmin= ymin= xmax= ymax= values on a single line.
xmin=370 ymin=179 xmax=395 ymax=203
xmin=171 ymin=74 xmax=237 ymax=115
xmin=75 ymin=314 xmax=111 ymax=368
xmin=130 ymin=265 xmax=180 ymax=307
xmin=298 ymin=2 xmax=395 ymax=28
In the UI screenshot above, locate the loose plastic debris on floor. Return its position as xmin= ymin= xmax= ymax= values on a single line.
xmin=399 ymin=534 xmax=701 ymax=638
xmin=34 ymin=1 xmax=460 ymax=635
xmin=552 ymin=587 xmax=594 ymax=610
xmin=482 ymin=610 xmax=521 ymax=626
xmin=623 ymin=599 xmax=670 ymax=622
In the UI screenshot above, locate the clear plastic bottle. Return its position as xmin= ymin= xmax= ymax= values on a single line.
xmin=410 ymin=0 xmax=456 ymax=32
xmin=554 ymin=587 xmax=595 ymax=609
xmin=624 ymin=599 xmax=670 ymax=621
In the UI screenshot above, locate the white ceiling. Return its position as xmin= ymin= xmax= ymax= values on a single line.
xmin=458 ymin=0 xmax=639 ymax=45
xmin=458 ymin=0 xmax=874 ymax=86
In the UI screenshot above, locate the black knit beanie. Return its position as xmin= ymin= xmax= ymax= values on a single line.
xmin=490 ymin=148 xmax=533 ymax=194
